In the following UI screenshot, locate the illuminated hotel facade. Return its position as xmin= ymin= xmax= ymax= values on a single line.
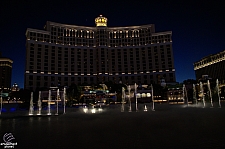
xmin=25 ymin=15 xmax=176 ymax=90
xmin=194 ymin=50 xmax=225 ymax=82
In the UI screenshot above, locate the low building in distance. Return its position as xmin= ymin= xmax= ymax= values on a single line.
xmin=0 ymin=52 xmax=13 ymax=92
xmin=25 ymin=15 xmax=176 ymax=91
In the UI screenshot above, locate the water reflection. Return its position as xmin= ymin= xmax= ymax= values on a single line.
xmin=11 ymin=119 xmax=16 ymax=132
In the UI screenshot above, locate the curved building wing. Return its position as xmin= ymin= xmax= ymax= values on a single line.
xmin=25 ymin=15 xmax=175 ymax=90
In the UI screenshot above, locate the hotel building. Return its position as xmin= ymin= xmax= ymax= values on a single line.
xmin=0 ymin=52 xmax=13 ymax=91
xmin=25 ymin=15 xmax=176 ymax=91
xmin=194 ymin=50 xmax=225 ymax=82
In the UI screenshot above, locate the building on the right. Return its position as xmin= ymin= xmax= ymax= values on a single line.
xmin=194 ymin=50 xmax=225 ymax=82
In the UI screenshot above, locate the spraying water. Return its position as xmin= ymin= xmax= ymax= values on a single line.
xmin=144 ymin=105 xmax=148 ymax=112
xmin=200 ymin=82 xmax=205 ymax=108
xmin=216 ymin=79 xmax=221 ymax=108
xmin=29 ymin=92 xmax=34 ymax=115
xmin=183 ymin=84 xmax=189 ymax=106
xmin=128 ymin=85 xmax=132 ymax=112
xmin=193 ymin=84 xmax=197 ymax=106
xmin=37 ymin=91 xmax=42 ymax=115
xmin=151 ymin=84 xmax=155 ymax=111
xmin=47 ymin=90 xmax=51 ymax=115
xmin=135 ymin=83 xmax=138 ymax=112
xmin=207 ymin=80 xmax=213 ymax=107
xmin=63 ymin=87 xmax=66 ymax=114
xmin=55 ymin=89 xmax=59 ymax=115
xmin=0 ymin=91 xmax=2 ymax=115
xmin=183 ymin=84 xmax=185 ymax=104
xmin=121 ymin=87 xmax=125 ymax=112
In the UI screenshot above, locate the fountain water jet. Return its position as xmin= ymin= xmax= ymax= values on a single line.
xmin=47 ymin=90 xmax=51 ymax=115
xmin=121 ymin=102 xmax=125 ymax=112
xmin=135 ymin=83 xmax=138 ymax=112
xmin=37 ymin=91 xmax=42 ymax=115
xmin=151 ymin=84 xmax=155 ymax=111
xmin=200 ymin=82 xmax=205 ymax=108
xmin=216 ymin=79 xmax=221 ymax=108
xmin=183 ymin=84 xmax=189 ymax=106
xmin=0 ymin=91 xmax=3 ymax=115
xmin=29 ymin=92 xmax=34 ymax=115
xmin=128 ymin=85 xmax=132 ymax=112
xmin=63 ymin=87 xmax=66 ymax=114
xmin=98 ymin=105 xmax=103 ymax=112
xmin=121 ymin=87 xmax=125 ymax=112
xmin=83 ymin=106 xmax=88 ymax=113
xmin=55 ymin=89 xmax=59 ymax=115
xmin=144 ymin=105 xmax=148 ymax=111
xmin=207 ymin=80 xmax=213 ymax=108
xmin=182 ymin=84 xmax=185 ymax=104
xmin=193 ymin=84 xmax=197 ymax=106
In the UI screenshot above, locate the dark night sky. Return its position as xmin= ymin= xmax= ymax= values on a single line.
xmin=0 ymin=0 xmax=225 ymax=88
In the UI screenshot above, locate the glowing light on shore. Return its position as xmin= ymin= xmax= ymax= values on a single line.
xmin=91 ymin=109 xmax=96 ymax=113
